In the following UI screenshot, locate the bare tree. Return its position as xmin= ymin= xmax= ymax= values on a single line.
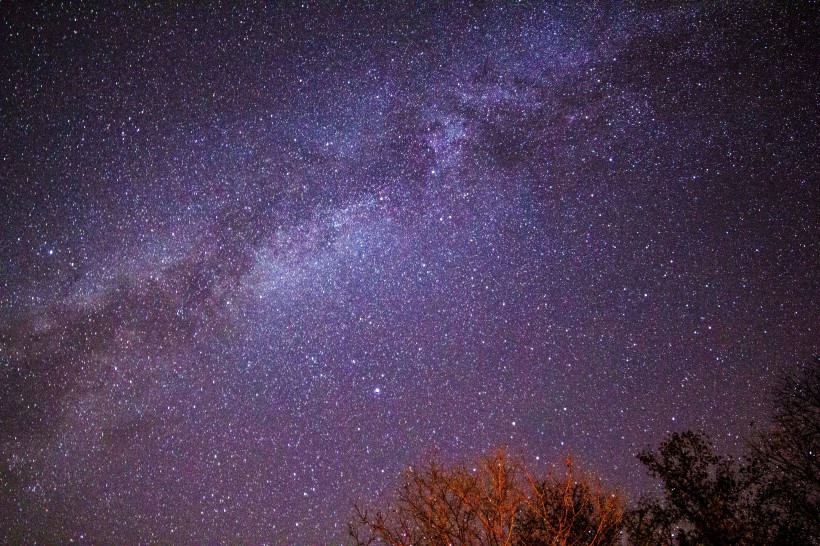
xmin=348 ymin=449 xmax=623 ymax=546
xmin=517 ymin=458 xmax=623 ymax=546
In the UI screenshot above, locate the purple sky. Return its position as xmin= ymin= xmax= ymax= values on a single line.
xmin=1 ymin=3 xmax=816 ymax=544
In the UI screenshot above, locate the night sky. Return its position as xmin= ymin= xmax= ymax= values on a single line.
xmin=1 ymin=2 xmax=817 ymax=544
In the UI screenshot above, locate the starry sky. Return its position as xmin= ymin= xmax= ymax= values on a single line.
xmin=0 ymin=2 xmax=817 ymax=544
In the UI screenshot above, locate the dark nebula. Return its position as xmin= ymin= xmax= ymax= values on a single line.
xmin=1 ymin=2 xmax=816 ymax=544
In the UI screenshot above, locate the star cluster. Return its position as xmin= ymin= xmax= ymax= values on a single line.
xmin=1 ymin=3 xmax=816 ymax=544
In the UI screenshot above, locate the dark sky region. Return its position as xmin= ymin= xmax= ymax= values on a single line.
xmin=0 ymin=2 xmax=816 ymax=544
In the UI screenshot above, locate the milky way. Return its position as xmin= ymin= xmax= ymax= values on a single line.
xmin=1 ymin=3 xmax=817 ymax=543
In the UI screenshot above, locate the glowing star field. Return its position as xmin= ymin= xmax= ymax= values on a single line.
xmin=1 ymin=3 xmax=816 ymax=544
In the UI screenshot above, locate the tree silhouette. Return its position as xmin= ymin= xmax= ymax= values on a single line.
xmin=748 ymin=359 xmax=820 ymax=544
xmin=630 ymin=431 xmax=758 ymax=545
xmin=626 ymin=360 xmax=820 ymax=546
